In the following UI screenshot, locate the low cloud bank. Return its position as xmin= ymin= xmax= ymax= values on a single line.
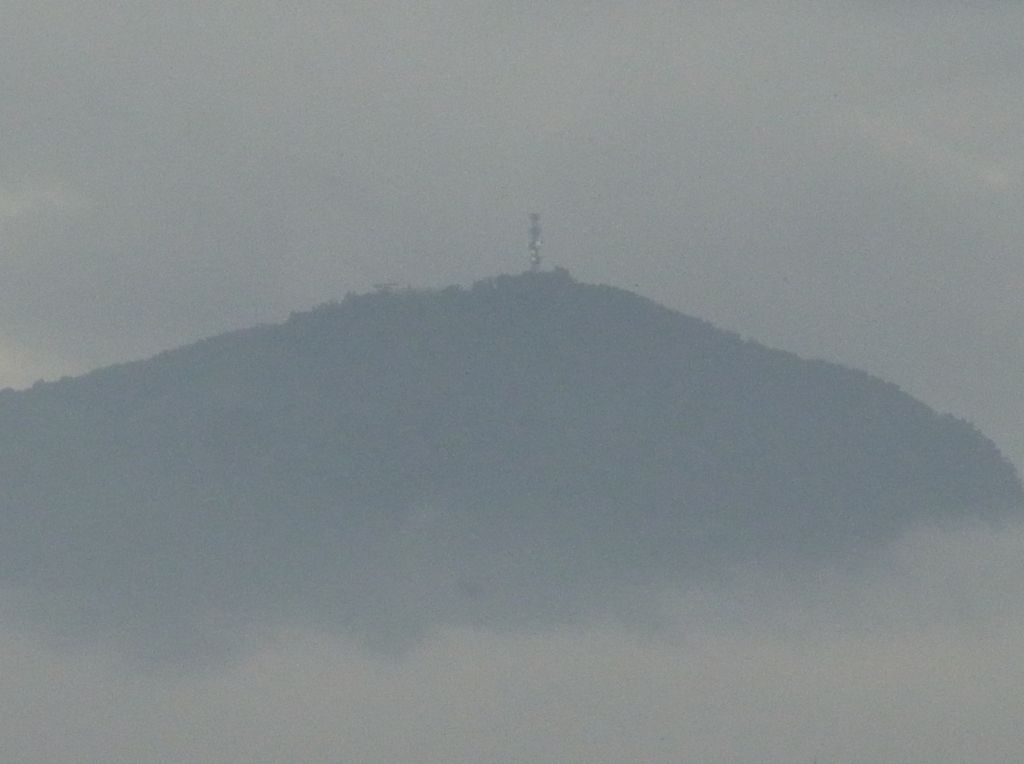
xmin=2 ymin=519 xmax=1022 ymax=763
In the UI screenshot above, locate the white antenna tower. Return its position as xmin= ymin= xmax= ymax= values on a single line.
xmin=528 ymin=213 xmax=542 ymax=271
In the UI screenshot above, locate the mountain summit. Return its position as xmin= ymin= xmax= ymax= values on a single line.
xmin=1 ymin=269 xmax=1019 ymax=650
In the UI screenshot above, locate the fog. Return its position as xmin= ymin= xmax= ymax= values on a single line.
xmin=0 ymin=519 xmax=1021 ymax=763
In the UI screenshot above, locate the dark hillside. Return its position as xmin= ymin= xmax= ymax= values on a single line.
xmin=0 ymin=269 xmax=1018 ymax=650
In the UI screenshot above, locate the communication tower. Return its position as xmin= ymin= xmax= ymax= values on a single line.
xmin=528 ymin=213 xmax=542 ymax=271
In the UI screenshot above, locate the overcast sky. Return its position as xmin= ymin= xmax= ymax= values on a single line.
xmin=1 ymin=1 xmax=1021 ymax=468
xmin=2 ymin=4 xmax=1023 ymax=761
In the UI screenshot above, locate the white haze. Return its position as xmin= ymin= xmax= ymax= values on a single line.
xmin=1 ymin=519 xmax=1022 ymax=764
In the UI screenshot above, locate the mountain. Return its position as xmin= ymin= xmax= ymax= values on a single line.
xmin=0 ymin=268 xmax=1019 ymax=652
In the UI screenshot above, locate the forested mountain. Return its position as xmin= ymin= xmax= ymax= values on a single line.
xmin=0 ymin=269 xmax=1018 ymax=652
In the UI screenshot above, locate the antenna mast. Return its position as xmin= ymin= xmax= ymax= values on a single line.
xmin=528 ymin=213 xmax=542 ymax=271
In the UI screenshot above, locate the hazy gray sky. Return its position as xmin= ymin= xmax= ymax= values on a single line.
xmin=1 ymin=1 xmax=1021 ymax=468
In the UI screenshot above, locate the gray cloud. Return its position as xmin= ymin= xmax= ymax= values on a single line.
xmin=1 ymin=520 xmax=1022 ymax=763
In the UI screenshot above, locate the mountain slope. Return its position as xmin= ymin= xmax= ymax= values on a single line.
xmin=0 ymin=269 xmax=1018 ymax=650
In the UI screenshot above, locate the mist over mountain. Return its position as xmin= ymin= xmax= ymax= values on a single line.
xmin=0 ymin=269 xmax=1018 ymax=655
